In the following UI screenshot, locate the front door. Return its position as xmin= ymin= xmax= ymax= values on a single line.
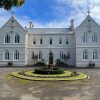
xmin=49 ymin=52 xmax=53 ymax=64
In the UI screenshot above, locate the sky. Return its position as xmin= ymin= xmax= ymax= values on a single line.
xmin=0 ymin=0 xmax=100 ymax=28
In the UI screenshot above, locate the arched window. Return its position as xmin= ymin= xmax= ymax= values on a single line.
xmin=66 ymin=36 xmax=68 ymax=44
xmin=83 ymin=33 xmax=87 ymax=43
xmin=60 ymin=51 xmax=64 ymax=59
xmin=39 ymin=51 xmax=42 ymax=59
xmin=50 ymin=38 xmax=52 ymax=45
xmin=15 ymin=34 xmax=20 ymax=43
xmin=31 ymin=51 xmax=34 ymax=59
xmin=83 ymin=50 xmax=88 ymax=60
xmin=5 ymin=34 xmax=10 ymax=43
xmin=92 ymin=33 xmax=97 ymax=43
xmin=93 ymin=50 xmax=98 ymax=60
xmin=67 ymin=51 xmax=70 ymax=59
xmin=14 ymin=50 xmax=19 ymax=60
xmin=40 ymin=38 xmax=43 ymax=44
xmin=4 ymin=50 xmax=9 ymax=60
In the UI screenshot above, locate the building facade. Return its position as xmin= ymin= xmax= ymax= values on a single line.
xmin=0 ymin=14 xmax=100 ymax=67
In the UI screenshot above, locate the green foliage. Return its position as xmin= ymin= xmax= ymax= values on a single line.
xmin=34 ymin=68 xmax=64 ymax=75
xmin=33 ymin=62 xmax=46 ymax=67
xmin=0 ymin=0 xmax=25 ymax=10
xmin=8 ymin=62 xmax=13 ymax=66
xmin=55 ymin=59 xmax=68 ymax=67
xmin=11 ymin=70 xmax=88 ymax=81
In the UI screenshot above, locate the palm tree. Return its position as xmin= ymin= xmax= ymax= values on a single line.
xmin=0 ymin=0 xmax=25 ymax=10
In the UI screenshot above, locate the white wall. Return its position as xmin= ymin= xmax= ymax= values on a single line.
xmin=27 ymin=33 xmax=75 ymax=66
xmin=0 ymin=17 xmax=27 ymax=66
xmin=75 ymin=15 xmax=100 ymax=67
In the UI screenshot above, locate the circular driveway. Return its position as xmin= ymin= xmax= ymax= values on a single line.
xmin=0 ymin=67 xmax=100 ymax=100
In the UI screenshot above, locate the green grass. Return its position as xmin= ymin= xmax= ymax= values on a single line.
xmin=10 ymin=70 xmax=88 ymax=81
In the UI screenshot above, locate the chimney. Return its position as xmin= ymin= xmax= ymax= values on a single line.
xmin=69 ymin=19 xmax=74 ymax=30
xmin=29 ymin=21 xmax=33 ymax=28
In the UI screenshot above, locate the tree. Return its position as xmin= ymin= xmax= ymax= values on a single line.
xmin=0 ymin=0 xmax=25 ymax=10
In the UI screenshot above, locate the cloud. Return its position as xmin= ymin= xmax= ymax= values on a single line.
xmin=51 ymin=0 xmax=100 ymax=27
xmin=0 ymin=0 xmax=100 ymax=28
xmin=0 ymin=9 xmax=11 ymax=27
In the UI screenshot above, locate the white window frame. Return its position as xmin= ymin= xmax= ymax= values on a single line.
xmin=83 ymin=33 xmax=87 ymax=43
xmin=92 ymin=33 xmax=97 ymax=43
xmin=93 ymin=50 xmax=98 ymax=60
xmin=83 ymin=50 xmax=88 ymax=60
xmin=39 ymin=51 xmax=42 ymax=59
xmin=14 ymin=34 xmax=20 ymax=44
xmin=3 ymin=50 xmax=10 ymax=61
xmin=4 ymin=34 xmax=10 ymax=44
xmin=13 ymin=50 xmax=19 ymax=61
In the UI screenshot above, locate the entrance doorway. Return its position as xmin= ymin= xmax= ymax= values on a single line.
xmin=49 ymin=52 xmax=53 ymax=64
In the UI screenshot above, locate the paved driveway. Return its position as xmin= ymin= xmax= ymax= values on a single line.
xmin=0 ymin=68 xmax=100 ymax=100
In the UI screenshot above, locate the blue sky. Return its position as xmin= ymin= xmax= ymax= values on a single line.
xmin=0 ymin=0 xmax=100 ymax=28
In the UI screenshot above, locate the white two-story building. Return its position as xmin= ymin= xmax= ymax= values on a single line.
xmin=0 ymin=14 xmax=100 ymax=67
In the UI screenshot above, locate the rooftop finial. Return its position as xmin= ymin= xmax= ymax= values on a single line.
xmin=87 ymin=10 xmax=91 ymax=15
xmin=11 ymin=11 xmax=15 ymax=17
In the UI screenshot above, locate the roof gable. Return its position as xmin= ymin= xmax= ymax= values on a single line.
xmin=0 ymin=16 xmax=27 ymax=32
xmin=76 ymin=15 xmax=100 ymax=30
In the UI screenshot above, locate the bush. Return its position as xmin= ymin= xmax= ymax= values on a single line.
xmin=89 ymin=62 xmax=95 ymax=68
xmin=8 ymin=62 xmax=13 ymax=66
xmin=33 ymin=62 xmax=46 ymax=67
xmin=55 ymin=59 xmax=68 ymax=67
xmin=34 ymin=68 xmax=64 ymax=75
xmin=71 ymin=71 xmax=79 ymax=76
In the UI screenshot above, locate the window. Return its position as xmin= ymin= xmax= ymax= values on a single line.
xmin=60 ymin=51 xmax=64 ymax=59
xmin=15 ymin=34 xmax=20 ymax=43
xmin=14 ymin=50 xmax=19 ymax=60
xmin=33 ymin=38 xmax=36 ymax=44
xmin=31 ymin=52 xmax=34 ymax=59
xmin=4 ymin=50 xmax=9 ymax=60
xmin=66 ymin=37 xmax=68 ymax=44
xmin=59 ymin=37 xmax=62 ymax=44
xmin=93 ymin=50 xmax=98 ymax=60
xmin=92 ymin=33 xmax=97 ymax=43
xmin=40 ymin=38 xmax=43 ymax=44
xmin=5 ymin=34 xmax=10 ymax=43
xmin=50 ymin=38 xmax=52 ymax=45
xmin=67 ymin=52 xmax=70 ymax=59
xmin=83 ymin=50 xmax=88 ymax=60
xmin=39 ymin=51 xmax=42 ymax=59
xmin=83 ymin=33 xmax=87 ymax=43
xmin=88 ymin=19 xmax=91 ymax=22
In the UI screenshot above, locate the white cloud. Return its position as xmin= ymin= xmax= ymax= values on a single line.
xmin=0 ymin=0 xmax=100 ymax=28
xmin=51 ymin=0 xmax=100 ymax=27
